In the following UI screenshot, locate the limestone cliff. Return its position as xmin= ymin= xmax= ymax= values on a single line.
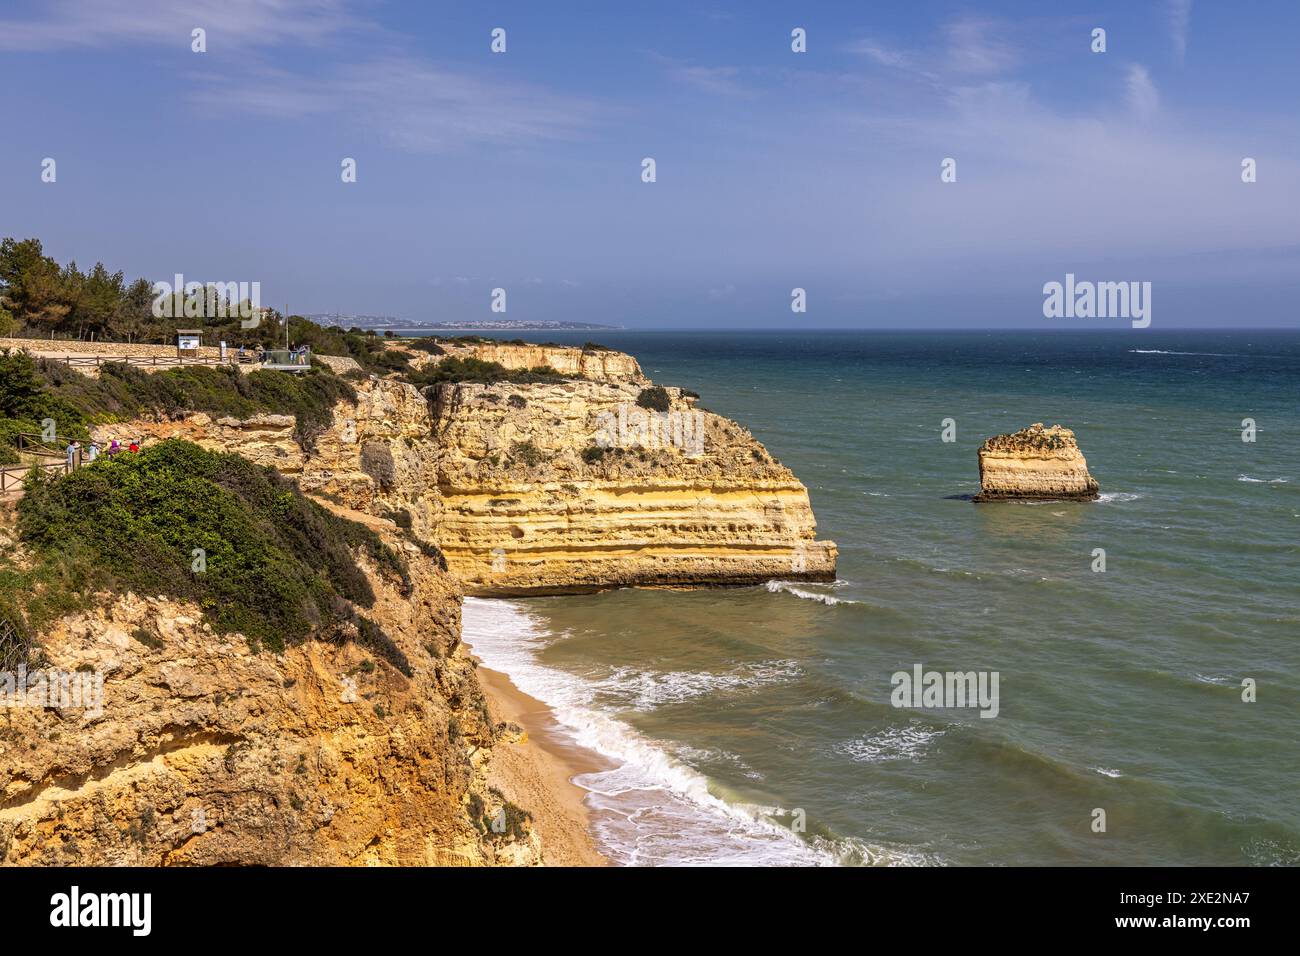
xmin=408 ymin=340 xmax=646 ymax=383
xmin=974 ymin=423 xmax=1100 ymax=502
xmin=95 ymin=357 xmax=837 ymax=595
xmin=21 ymin=342 xmax=836 ymax=867
xmin=0 ymin=515 xmax=539 ymax=866
xmin=428 ymin=380 xmax=835 ymax=594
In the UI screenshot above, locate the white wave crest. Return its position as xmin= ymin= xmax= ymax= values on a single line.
xmin=1097 ymin=492 xmax=1142 ymax=502
xmin=462 ymin=598 xmax=855 ymax=866
xmin=831 ymin=724 xmax=944 ymax=763
xmin=765 ymin=580 xmax=860 ymax=605
xmin=592 ymin=659 xmax=802 ymax=711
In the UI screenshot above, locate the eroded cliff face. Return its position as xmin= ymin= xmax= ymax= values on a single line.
xmin=28 ymin=345 xmax=835 ymax=866
xmin=974 ymin=422 xmax=1100 ymax=502
xmin=95 ymin=362 xmax=837 ymax=595
xmin=0 ymin=519 xmax=539 ymax=866
xmin=428 ymin=380 xmax=836 ymax=594
xmin=414 ymin=341 xmax=646 ymax=384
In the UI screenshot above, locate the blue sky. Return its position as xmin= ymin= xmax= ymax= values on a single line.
xmin=1 ymin=0 xmax=1297 ymax=328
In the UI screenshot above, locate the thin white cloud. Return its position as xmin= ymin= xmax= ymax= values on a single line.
xmin=649 ymin=53 xmax=750 ymax=96
xmin=844 ymin=39 xmax=914 ymax=70
xmin=942 ymin=18 xmax=1018 ymax=76
xmin=191 ymin=56 xmax=598 ymax=152
xmin=0 ymin=0 xmax=359 ymax=51
xmin=672 ymin=64 xmax=746 ymax=96
xmin=1167 ymin=0 xmax=1192 ymax=62
xmin=845 ymin=17 xmax=1016 ymax=87
xmin=1125 ymin=64 xmax=1160 ymax=117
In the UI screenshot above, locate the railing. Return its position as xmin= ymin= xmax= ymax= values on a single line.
xmin=50 ymin=354 xmax=235 ymax=368
xmin=16 ymin=433 xmax=68 ymax=459
xmin=44 ymin=352 xmax=311 ymax=370
xmin=0 ymin=460 xmax=69 ymax=494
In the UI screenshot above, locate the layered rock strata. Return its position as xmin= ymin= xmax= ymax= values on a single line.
xmin=973 ymin=422 xmax=1100 ymax=501
xmin=93 ymin=364 xmax=837 ymax=595
xmin=407 ymin=340 xmax=646 ymax=384
xmin=0 ymin=517 xmax=538 ymax=866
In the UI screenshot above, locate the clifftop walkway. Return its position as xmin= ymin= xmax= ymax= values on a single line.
xmin=0 ymin=338 xmax=321 ymax=374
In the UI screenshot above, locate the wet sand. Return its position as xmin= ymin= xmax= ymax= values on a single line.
xmin=477 ymin=664 xmax=612 ymax=867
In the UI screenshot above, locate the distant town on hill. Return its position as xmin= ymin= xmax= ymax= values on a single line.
xmin=304 ymin=315 xmax=620 ymax=332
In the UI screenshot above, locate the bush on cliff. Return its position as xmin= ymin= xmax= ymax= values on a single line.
xmin=636 ymin=386 xmax=671 ymax=412
xmin=0 ymin=351 xmax=355 ymax=453
xmin=0 ymin=349 xmax=95 ymax=452
xmin=405 ymin=355 xmax=571 ymax=386
xmin=406 ymin=338 xmax=446 ymax=355
xmin=12 ymin=439 xmax=412 ymax=673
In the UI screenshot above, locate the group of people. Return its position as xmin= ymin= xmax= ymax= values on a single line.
xmin=232 ymin=344 xmax=309 ymax=365
xmin=65 ymin=437 xmax=140 ymax=468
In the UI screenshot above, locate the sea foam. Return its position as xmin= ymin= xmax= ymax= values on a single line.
xmin=461 ymin=597 xmax=910 ymax=866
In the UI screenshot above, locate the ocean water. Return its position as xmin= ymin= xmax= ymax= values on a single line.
xmin=461 ymin=330 xmax=1300 ymax=866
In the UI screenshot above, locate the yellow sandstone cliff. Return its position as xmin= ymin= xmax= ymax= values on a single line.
xmin=974 ymin=422 xmax=1100 ymax=502
xmin=96 ymin=343 xmax=837 ymax=595
xmin=23 ymin=340 xmax=834 ymax=866
xmin=0 ymin=515 xmax=539 ymax=866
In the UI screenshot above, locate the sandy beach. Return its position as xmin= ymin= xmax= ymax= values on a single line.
xmin=477 ymin=663 xmax=612 ymax=867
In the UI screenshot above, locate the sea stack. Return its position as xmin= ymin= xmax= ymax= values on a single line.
xmin=973 ymin=423 xmax=1099 ymax=502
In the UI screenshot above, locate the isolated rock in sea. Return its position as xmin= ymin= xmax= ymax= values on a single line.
xmin=974 ymin=423 xmax=1099 ymax=502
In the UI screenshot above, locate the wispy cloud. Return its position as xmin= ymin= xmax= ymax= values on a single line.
xmin=1125 ymin=64 xmax=1160 ymax=117
xmin=942 ymin=18 xmax=1018 ymax=75
xmin=191 ymin=56 xmax=598 ymax=151
xmin=0 ymin=0 xmax=598 ymax=152
xmin=0 ymin=0 xmax=359 ymax=51
xmin=844 ymin=38 xmax=915 ymax=71
xmin=1167 ymin=0 xmax=1192 ymax=62
xmin=650 ymin=52 xmax=751 ymax=96
xmin=844 ymin=16 xmax=1017 ymax=88
xmin=671 ymin=64 xmax=746 ymax=96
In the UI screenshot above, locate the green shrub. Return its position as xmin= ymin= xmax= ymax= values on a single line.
xmin=14 ymin=440 xmax=412 ymax=674
xmin=509 ymin=441 xmax=545 ymax=467
xmin=407 ymin=339 xmax=445 ymax=355
xmin=581 ymin=445 xmax=607 ymax=464
xmin=636 ymin=386 xmax=671 ymax=412
xmin=0 ymin=596 xmax=34 ymax=671
xmin=405 ymin=356 xmax=573 ymax=387
xmin=0 ymin=350 xmax=355 ymax=454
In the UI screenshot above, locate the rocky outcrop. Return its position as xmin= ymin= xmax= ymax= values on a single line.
xmin=974 ymin=423 xmax=1099 ymax=502
xmin=14 ymin=341 xmax=837 ymax=867
xmin=414 ymin=341 xmax=646 ymax=384
xmin=0 ymin=518 xmax=539 ymax=867
xmin=428 ymin=380 xmax=835 ymax=594
xmin=94 ymin=360 xmax=837 ymax=595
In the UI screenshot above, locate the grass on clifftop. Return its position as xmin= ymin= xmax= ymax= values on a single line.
xmin=8 ymin=439 xmax=412 ymax=673
xmin=405 ymin=355 xmax=572 ymax=386
xmin=1 ymin=349 xmax=355 ymax=453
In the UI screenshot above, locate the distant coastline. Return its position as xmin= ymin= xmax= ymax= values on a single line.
xmin=310 ymin=317 xmax=621 ymax=333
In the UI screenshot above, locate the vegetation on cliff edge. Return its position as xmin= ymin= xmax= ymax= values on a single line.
xmin=7 ymin=440 xmax=412 ymax=673
xmin=405 ymin=355 xmax=572 ymax=386
xmin=1 ymin=349 xmax=356 ymax=452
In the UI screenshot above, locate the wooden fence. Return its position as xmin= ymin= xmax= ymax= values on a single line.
xmin=0 ymin=460 xmax=69 ymax=495
xmin=49 ymin=354 xmax=237 ymax=369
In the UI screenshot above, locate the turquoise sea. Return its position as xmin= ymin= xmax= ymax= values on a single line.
xmin=458 ymin=330 xmax=1300 ymax=866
